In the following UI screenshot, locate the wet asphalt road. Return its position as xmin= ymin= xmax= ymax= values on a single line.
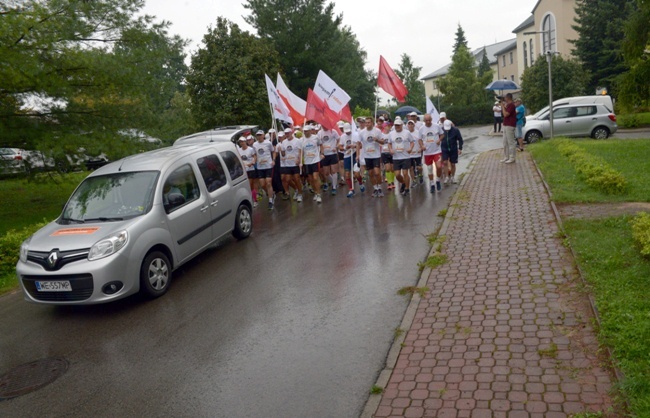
xmin=0 ymin=127 xmax=499 ymax=418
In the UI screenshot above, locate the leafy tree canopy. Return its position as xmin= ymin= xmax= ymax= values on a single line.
xmin=571 ymin=0 xmax=636 ymax=95
xmin=0 ymin=0 xmax=189 ymax=159
xmin=617 ymin=0 xmax=650 ymax=110
xmin=395 ymin=54 xmax=426 ymax=112
xmin=186 ymin=18 xmax=282 ymax=130
xmin=437 ymin=44 xmax=489 ymax=107
xmin=243 ymin=0 xmax=375 ymax=109
xmin=521 ymin=55 xmax=590 ymax=112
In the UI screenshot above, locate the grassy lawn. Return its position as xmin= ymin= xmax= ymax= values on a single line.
xmin=532 ymin=138 xmax=650 ymax=415
xmin=0 ymin=172 xmax=87 ymax=235
xmin=563 ymin=216 xmax=650 ymax=417
xmin=0 ymin=172 xmax=87 ymax=295
xmin=528 ymin=138 xmax=650 ymax=203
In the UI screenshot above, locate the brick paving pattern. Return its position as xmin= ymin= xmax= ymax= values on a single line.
xmin=374 ymin=150 xmax=615 ymax=418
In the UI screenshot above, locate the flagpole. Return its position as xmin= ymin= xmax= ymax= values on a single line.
xmin=374 ymin=89 xmax=378 ymax=122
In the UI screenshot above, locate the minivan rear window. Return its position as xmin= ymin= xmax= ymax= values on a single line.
xmin=220 ymin=151 xmax=245 ymax=181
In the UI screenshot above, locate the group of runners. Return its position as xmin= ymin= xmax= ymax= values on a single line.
xmin=237 ymin=111 xmax=464 ymax=210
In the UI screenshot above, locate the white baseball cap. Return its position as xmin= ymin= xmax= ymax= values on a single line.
xmin=304 ymin=124 xmax=314 ymax=130
xmin=443 ymin=120 xmax=452 ymax=130
xmin=337 ymin=121 xmax=345 ymax=127
xmin=278 ymin=131 xmax=285 ymax=137
xmin=407 ymin=120 xmax=415 ymax=125
xmin=394 ymin=119 xmax=403 ymax=125
xmin=256 ymin=130 xmax=264 ymax=135
xmin=284 ymin=127 xmax=292 ymax=134
xmin=343 ymin=123 xmax=352 ymax=133
xmin=439 ymin=112 xmax=447 ymax=119
xmin=408 ymin=111 xmax=418 ymax=116
xmin=268 ymin=128 xmax=276 ymax=133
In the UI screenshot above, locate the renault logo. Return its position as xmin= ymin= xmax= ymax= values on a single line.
xmin=47 ymin=250 xmax=59 ymax=269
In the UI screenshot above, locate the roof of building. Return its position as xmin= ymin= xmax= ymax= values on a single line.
xmin=421 ymin=38 xmax=517 ymax=80
xmin=493 ymin=39 xmax=518 ymax=56
xmin=512 ymin=15 xmax=535 ymax=33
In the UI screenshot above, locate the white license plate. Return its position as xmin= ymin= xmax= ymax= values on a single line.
xmin=35 ymin=280 xmax=72 ymax=292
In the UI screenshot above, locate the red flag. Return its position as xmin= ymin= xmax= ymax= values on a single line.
xmin=306 ymin=89 xmax=341 ymax=132
xmin=338 ymin=104 xmax=353 ymax=123
xmin=378 ymin=55 xmax=408 ymax=103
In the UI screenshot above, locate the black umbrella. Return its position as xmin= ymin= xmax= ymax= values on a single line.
xmin=394 ymin=105 xmax=422 ymax=118
xmin=375 ymin=109 xmax=390 ymax=119
xmin=485 ymin=79 xmax=521 ymax=91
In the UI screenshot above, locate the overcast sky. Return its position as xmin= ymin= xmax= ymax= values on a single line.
xmin=142 ymin=0 xmax=534 ymax=84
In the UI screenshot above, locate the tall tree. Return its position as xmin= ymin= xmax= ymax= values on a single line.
xmin=0 ymin=0 xmax=188 ymax=157
xmin=477 ymin=48 xmax=495 ymax=101
xmin=520 ymin=55 xmax=590 ymax=112
xmin=395 ymin=54 xmax=426 ymax=111
xmin=243 ymin=0 xmax=374 ymax=109
xmin=571 ymin=0 xmax=636 ymax=95
xmin=453 ymin=24 xmax=468 ymax=54
xmin=617 ymin=0 xmax=650 ymax=110
xmin=186 ymin=18 xmax=282 ymax=130
xmin=437 ymin=45 xmax=482 ymax=106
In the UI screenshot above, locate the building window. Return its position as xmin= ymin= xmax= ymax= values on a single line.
xmin=523 ymin=42 xmax=528 ymax=68
xmin=502 ymin=55 xmax=506 ymax=67
xmin=509 ymin=52 xmax=513 ymax=64
xmin=511 ymin=75 xmax=515 ymax=81
xmin=530 ymin=39 xmax=534 ymax=65
xmin=542 ymin=14 xmax=557 ymax=53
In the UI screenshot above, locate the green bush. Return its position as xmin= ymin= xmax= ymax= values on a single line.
xmin=618 ymin=114 xmax=641 ymax=129
xmin=440 ymin=102 xmax=494 ymax=126
xmin=556 ymin=139 xmax=628 ymax=194
xmin=631 ymin=212 xmax=650 ymax=257
xmin=0 ymin=221 xmax=48 ymax=288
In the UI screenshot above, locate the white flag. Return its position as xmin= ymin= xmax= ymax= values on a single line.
xmin=265 ymin=74 xmax=293 ymax=124
xmin=313 ymin=70 xmax=351 ymax=113
xmin=426 ymin=97 xmax=440 ymax=124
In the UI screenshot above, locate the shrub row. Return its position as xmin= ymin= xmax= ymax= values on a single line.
xmin=0 ymin=220 xmax=48 ymax=280
xmin=556 ymin=139 xmax=628 ymax=194
xmin=631 ymin=212 xmax=650 ymax=257
xmin=439 ymin=103 xmax=495 ymax=126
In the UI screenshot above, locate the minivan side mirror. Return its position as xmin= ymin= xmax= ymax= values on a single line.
xmin=164 ymin=193 xmax=185 ymax=213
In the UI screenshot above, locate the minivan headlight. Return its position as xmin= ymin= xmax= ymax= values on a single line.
xmin=20 ymin=237 xmax=31 ymax=263
xmin=88 ymin=230 xmax=128 ymax=261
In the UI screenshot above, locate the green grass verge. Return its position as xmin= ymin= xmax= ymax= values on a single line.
xmin=528 ymin=138 xmax=650 ymax=203
xmin=563 ymin=216 xmax=650 ymax=416
xmin=0 ymin=172 xmax=87 ymax=235
xmin=618 ymin=112 xmax=650 ymax=129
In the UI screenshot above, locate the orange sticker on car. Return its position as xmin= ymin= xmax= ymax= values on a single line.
xmin=51 ymin=227 xmax=100 ymax=236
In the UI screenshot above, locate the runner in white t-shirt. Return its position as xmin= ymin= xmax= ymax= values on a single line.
xmin=387 ymin=119 xmax=415 ymax=196
xmin=252 ymin=130 xmax=276 ymax=210
xmin=278 ymin=128 xmax=304 ymax=203
xmin=338 ymin=123 xmax=363 ymax=197
xmin=359 ymin=116 xmax=386 ymax=197
xmin=318 ymin=126 xmax=340 ymax=195
xmin=419 ymin=113 xmax=444 ymax=193
xmin=237 ymin=137 xmax=258 ymax=208
xmin=407 ymin=120 xmax=424 ymax=188
xmin=301 ymin=124 xmax=324 ymax=203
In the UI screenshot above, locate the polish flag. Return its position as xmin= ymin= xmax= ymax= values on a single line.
xmin=276 ymin=73 xmax=306 ymax=126
xmin=265 ymin=74 xmax=293 ymax=124
xmin=378 ymin=56 xmax=408 ymax=103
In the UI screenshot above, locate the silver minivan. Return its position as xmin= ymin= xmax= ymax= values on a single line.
xmin=16 ymin=143 xmax=253 ymax=304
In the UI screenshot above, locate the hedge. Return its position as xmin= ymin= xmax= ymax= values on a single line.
xmin=631 ymin=212 xmax=650 ymax=257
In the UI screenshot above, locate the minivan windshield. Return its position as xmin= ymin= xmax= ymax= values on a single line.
xmin=61 ymin=171 xmax=159 ymax=223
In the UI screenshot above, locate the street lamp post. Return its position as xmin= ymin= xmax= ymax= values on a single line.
xmin=524 ymin=29 xmax=555 ymax=139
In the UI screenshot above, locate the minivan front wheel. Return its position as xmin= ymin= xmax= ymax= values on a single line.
xmin=140 ymin=251 xmax=171 ymax=298
xmin=525 ymin=130 xmax=542 ymax=144
xmin=232 ymin=204 xmax=252 ymax=240
xmin=592 ymin=126 xmax=610 ymax=139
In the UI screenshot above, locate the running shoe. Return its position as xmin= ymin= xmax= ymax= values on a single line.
xmin=452 ymin=176 xmax=458 ymax=184
xmin=281 ymin=192 xmax=290 ymax=200
xmin=293 ymin=191 xmax=298 ymax=200
xmin=430 ymin=184 xmax=435 ymax=194
xmin=436 ymin=180 xmax=441 ymax=191
xmin=419 ymin=175 xmax=424 ymax=184
xmin=297 ymin=194 xmax=303 ymax=203
xmin=316 ymin=194 xmax=322 ymax=203
xmin=331 ymin=189 xmax=337 ymax=196
xmin=403 ymin=189 xmax=410 ymax=196
xmin=322 ymin=183 xmax=329 ymax=191
xmin=377 ymin=189 xmax=384 ymax=197
xmin=253 ymin=201 xmax=259 ymax=208
xmin=400 ymin=183 xmax=405 ymax=194
xmin=360 ymin=184 xmax=366 ymax=193
xmin=372 ymin=189 xmax=378 ymax=198
xmin=504 ymin=159 xmax=515 ymax=164
xmin=313 ymin=194 xmax=318 ymax=201
xmin=346 ymin=190 xmax=355 ymax=198
xmin=443 ymin=176 xmax=449 ymax=184
xmin=268 ymin=201 xmax=274 ymax=210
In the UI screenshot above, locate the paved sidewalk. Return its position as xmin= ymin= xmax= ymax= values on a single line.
xmin=370 ymin=150 xmax=615 ymax=417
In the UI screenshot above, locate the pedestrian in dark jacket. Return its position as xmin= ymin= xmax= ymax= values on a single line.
xmin=441 ymin=119 xmax=463 ymax=185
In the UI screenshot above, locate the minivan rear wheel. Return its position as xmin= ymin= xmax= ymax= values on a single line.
xmin=140 ymin=251 xmax=171 ymax=298
xmin=232 ymin=204 xmax=252 ymax=240
xmin=591 ymin=126 xmax=610 ymax=139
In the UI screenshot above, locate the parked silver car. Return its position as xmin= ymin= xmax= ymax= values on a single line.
xmin=0 ymin=147 xmax=26 ymax=174
xmin=523 ymin=104 xmax=618 ymax=143
xmin=16 ymin=143 xmax=253 ymax=304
